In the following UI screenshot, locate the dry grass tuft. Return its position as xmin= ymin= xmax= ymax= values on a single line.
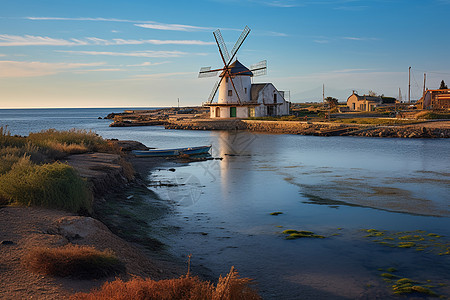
xmin=24 ymin=244 xmax=125 ymax=279
xmin=72 ymin=267 xmax=261 ymax=300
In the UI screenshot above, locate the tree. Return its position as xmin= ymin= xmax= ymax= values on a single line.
xmin=439 ymin=80 xmax=448 ymax=89
xmin=368 ymin=90 xmax=377 ymax=97
xmin=324 ymin=97 xmax=338 ymax=108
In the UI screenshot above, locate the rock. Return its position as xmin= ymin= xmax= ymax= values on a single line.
xmin=55 ymin=216 xmax=111 ymax=241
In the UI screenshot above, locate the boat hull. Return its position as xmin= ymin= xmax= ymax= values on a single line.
xmin=132 ymin=145 xmax=211 ymax=157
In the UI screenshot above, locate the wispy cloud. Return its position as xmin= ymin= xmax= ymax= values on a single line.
xmin=0 ymin=34 xmax=88 ymax=46
xmin=134 ymin=23 xmax=212 ymax=32
xmin=74 ymin=68 xmax=123 ymax=74
xmin=0 ymin=60 xmax=104 ymax=77
xmin=264 ymin=0 xmax=298 ymax=7
xmin=0 ymin=34 xmax=214 ymax=46
xmin=342 ymin=36 xmax=379 ymax=41
xmin=26 ymin=16 xmax=215 ymax=32
xmin=126 ymin=61 xmax=170 ymax=67
xmin=313 ymin=36 xmax=379 ymax=43
xmin=57 ymin=50 xmax=205 ymax=58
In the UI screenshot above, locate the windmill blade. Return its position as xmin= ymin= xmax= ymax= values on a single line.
xmin=250 ymin=60 xmax=267 ymax=76
xmin=198 ymin=66 xmax=219 ymax=78
xmin=228 ymin=25 xmax=251 ymax=65
xmin=208 ymin=77 xmax=223 ymax=103
xmin=228 ymin=75 xmax=242 ymax=104
xmin=213 ymin=29 xmax=230 ymax=65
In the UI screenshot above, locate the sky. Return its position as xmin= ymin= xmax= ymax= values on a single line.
xmin=0 ymin=0 xmax=449 ymax=108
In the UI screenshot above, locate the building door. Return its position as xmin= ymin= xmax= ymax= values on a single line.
xmin=215 ymin=107 xmax=220 ymax=117
xmin=230 ymin=107 xmax=237 ymax=117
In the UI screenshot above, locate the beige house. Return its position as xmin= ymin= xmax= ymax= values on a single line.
xmin=416 ymin=89 xmax=450 ymax=109
xmin=347 ymin=91 xmax=396 ymax=111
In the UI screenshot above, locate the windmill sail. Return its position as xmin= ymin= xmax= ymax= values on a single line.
xmin=208 ymin=80 xmax=220 ymax=103
xmin=229 ymin=26 xmax=250 ymax=64
xmin=198 ymin=66 xmax=218 ymax=78
xmin=250 ymin=60 xmax=267 ymax=77
xmin=213 ymin=29 xmax=230 ymax=65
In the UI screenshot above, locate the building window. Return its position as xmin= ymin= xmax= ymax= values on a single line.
xmin=244 ymin=87 xmax=247 ymax=94
xmin=226 ymin=77 xmax=229 ymax=83
xmin=248 ymin=107 xmax=255 ymax=117
xmin=352 ymin=103 xmax=355 ymax=110
xmin=228 ymin=90 xmax=232 ymax=96
xmin=274 ymin=93 xmax=277 ymax=103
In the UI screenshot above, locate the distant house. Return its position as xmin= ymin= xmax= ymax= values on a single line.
xmin=346 ymin=91 xmax=396 ymax=111
xmin=416 ymin=89 xmax=450 ymax=110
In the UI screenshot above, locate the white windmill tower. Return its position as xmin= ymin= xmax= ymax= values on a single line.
xmin=198 ymin=26 xmax=267 ymax=118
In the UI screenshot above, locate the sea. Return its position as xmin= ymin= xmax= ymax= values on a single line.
xmin=1 ymin=107 xmax=450 ymax=299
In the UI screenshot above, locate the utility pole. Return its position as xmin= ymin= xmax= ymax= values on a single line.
xmin=423 ymin=73 xmax=426 ymax=96
xmin=408 ymin=66 xmax=411 ymax=104
xmin=177 ymin=98 xmax=180 ymax=108
xmin=322 ymin=84 xmax=325 ymax=103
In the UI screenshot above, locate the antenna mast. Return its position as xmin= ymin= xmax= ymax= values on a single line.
xmin=423 ymin=73 xmax=426 ymax=96
xmin=408 ymin=66 xmax=411 ymax=103
xmin=322 ymin=84 xmax=325 ymax=103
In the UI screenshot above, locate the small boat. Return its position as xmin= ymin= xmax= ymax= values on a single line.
xmin=132 ymin=145 xmax=212 ymax=157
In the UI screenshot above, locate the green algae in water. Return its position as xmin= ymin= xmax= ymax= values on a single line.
xmin=381 ymin=273 xmax=399 ymax=279
xmin=386 ymin=267 xmax=397 ymax=273
xmin=270 ymin=212 xmax=283 ymax=216
xmin=282 ymin=229 xmax=325 ymax=240
xmin=398 ymin=242 xmax=416 ymax=248
xmin=363 ymin=229 xmax=450 ymax=256
xmin=378 ymin=269 xmax=442 ymax=297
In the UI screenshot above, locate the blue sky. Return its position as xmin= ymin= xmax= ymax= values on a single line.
xmin=1 ymin=0 xmax=449 ymax=108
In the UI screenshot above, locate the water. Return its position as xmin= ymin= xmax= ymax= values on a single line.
xmin=2 ymin=108 xmax=450 ymax=299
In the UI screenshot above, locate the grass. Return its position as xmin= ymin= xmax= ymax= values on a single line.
xmin=0 ymin=157 xmax=92 ymax=212
xmin=72 ymin=267 xmax=261 ymax=300
xmin=414 ymin=111 xmax=450 ymax=120
xmin=332 ymin=118 xmax=419 ymax=125
xmin=0 ymin=126 xmax=120 ymax=212
xmin=24 ymin=244 xmax=125 ymax=279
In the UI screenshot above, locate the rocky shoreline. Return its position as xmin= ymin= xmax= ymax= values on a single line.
xmin=165 ymin=119 xmax=450 ymax=138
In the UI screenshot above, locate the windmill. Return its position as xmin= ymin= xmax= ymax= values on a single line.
xmin=198 ymin=26 xmax=267 ymax=104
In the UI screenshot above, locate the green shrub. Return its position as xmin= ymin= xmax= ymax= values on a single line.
xmin=0 ymin=156 xmax=92 ymax=213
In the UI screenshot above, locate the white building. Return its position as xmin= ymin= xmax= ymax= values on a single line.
xmin=205 ymin=60 xmax=290 ymax=118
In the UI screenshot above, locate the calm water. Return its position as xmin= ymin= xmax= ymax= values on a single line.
xmin=2 ymin=108 xmax=450 ymax=299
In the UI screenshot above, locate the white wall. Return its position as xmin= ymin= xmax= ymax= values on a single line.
xmin=218 ymin=75 xmax=252 ymax=104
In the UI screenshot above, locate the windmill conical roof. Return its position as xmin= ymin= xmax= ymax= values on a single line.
xmin=220 ymin=59 xmax=253 ymax=77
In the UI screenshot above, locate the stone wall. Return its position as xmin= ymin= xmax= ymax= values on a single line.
xmin=165 ymin=119 xmax=450 ymax=138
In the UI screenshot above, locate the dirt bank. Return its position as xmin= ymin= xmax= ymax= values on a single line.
xmin=0 ymin=141 xmax=185 ymax=299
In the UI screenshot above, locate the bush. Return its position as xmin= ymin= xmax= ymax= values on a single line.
xmin=0 ymin=157 xmax=92 ymax=213
xmin=24 ymin=244 xmax=125 ymax=279
xmin=73 ymin=267 xmax=261 ymax=300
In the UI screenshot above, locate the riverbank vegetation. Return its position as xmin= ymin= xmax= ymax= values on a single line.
xmin=73 ymin=267 xmax=261 ymax=300
xmin=0 ymin=126 xmax=112 ymax=213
